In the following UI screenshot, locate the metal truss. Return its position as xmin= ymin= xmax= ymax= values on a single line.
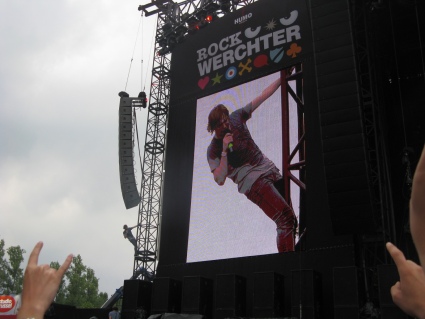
xmin=140 ymin=0 xmax=259 ymax=20
xmin=133 ymin=0 xmax=259 ymax=280
xmin=281 ymin=64 xmax=306 ymax=241
xmin=349 ymin=0 xmax=396 ymax=308
xmin=282 ymin=64 xmax=306 ymax=194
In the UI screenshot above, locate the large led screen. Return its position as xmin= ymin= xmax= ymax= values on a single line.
xmin=187 ymin=70 xmax=303 ymax=262
xmin=160 ymin=0 xmax=314 ymax=265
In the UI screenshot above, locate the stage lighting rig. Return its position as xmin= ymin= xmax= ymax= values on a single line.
xmin=196 ymin=9 xmax=209 ymax=28
xmin=201 ymin=2 xmax=220 ymax=26
xmin=137 ymin=0 xmax=169 ymax=16
xmin=118 ymin=91 xmax=130 ymax=98
xmin=205 ymin=12 xmax=218 ymax=23
xmin=140 ymin=0 xmax=229 ymax=55
xmin=157 ymin=47 xmax=171 ymax=56
xmin=167 ymin=33 xmax=178 ymax=50
xmin=162 ymin=21 xmax=173 ymax=33
xmin=219 ymin=0 xmax=231 ymax=13
xmin=186 ymin=16 xmax=200 ymax=34
xmin=175 ymin=25 xmax=188 ymax=43
xmin=138 ymin=91 xmax=148 ymax=108
xmin=205 ymin=2 xmax=220 ymax=15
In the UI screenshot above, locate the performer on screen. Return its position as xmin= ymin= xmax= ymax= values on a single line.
xmin=206 ymin=78 xmax=297 ymax=253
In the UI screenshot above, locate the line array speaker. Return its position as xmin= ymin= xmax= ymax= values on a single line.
xmin=309 ymin=0 xmax=376 ymax=234
xmin=119 ymin=96 xmax=141 ymax=209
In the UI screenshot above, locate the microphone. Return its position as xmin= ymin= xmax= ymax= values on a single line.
xmin=223 ymin=128 xmax=233 ymax=152
xmin=228 ymin=142 xmax=233 ymax=152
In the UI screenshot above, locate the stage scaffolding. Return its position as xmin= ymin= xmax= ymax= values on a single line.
xmin=132 ymin=0 xmax=260 ymax=281
xmin=131 ymin=1 xmax=394 ymax=291
xmin=350 ymin=0 xmax=396 ymax=308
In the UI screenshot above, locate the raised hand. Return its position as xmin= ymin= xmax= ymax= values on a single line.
xmin=17 ymin=242 xmax=73 ymax=319
xmin=386 ymin=242 xmax=425 ymax=319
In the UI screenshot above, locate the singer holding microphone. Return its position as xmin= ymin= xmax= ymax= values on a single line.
xmin=206 ymin=78 xmax=297 ymax=253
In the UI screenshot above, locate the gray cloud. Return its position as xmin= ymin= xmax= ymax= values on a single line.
xmin=1 ymin=0 xmax=157 ymax=296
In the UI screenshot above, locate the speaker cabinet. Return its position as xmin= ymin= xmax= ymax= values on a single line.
xmin=333 ymin=267 xmax=361 ymax=318
xmin=378 ymin=265 xmax=408 ymax=318
xmin=121 ymin=308 xmax=149 ymax=319
xmin=75 ymin=308 xmax=109 ymax=319
xmin=333 ymin=307 xmax=361 ymax=319
xmin=380 ymin=307 xmax=408 ymax=319
xmin=122 ymin=279 xmax=152 ymax=314
xmin=48 ymin=303 xmax=76 ymax=319
xmin=181 ymin=276 xmax=213 ymax=318
xmin=253 ymin=272 xmax=284 ymax=317
xmin=151 ymin=277 xmax=182 ymax=314
xmin=215 ymin=274 xmax=246 ymax=319
xmin=291 ymin=269 xmax=322 ymax=319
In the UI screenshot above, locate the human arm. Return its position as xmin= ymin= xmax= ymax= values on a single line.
xmin=17 ymin=242 xmax=73 ymax=319
xmin=410 ymin=144 xmax=425 ymax=269
xmin=386 ymin=242 xmax=425 ymax=319
xmin=251 ymin=78 xmax=281 ymax=112
xmin=212 ymin=133 xmax=233 ymax=185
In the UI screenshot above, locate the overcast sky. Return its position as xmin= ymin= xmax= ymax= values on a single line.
xmin=0 ymin=0 xmax=158 ymax=297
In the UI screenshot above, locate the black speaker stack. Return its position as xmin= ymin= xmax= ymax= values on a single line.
xmin=181 ymin=276 xmax=213 ymax=318
xmin=121 ymin=279 xmax=152 ymax=319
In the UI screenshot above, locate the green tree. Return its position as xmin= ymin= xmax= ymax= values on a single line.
xmin=52 ymin=254 xmax=108 ymax=308
xmin=50 ymin=261 xmax=67 ymax=302
xmin=0 ymin=239 xmax=107 ymax=308
xmin=0 ymin=239 xmax=25 ymax=294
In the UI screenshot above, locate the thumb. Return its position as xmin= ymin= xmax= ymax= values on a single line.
xmin=390 ymin=281 xmax=401 ymax=300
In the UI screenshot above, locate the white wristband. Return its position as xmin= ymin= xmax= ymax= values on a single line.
xmin=221 ymin=152 xmax=227 ymax=157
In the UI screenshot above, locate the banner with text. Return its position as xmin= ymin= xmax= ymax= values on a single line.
xmin=170 ymin=0 xmax=311 ymax=102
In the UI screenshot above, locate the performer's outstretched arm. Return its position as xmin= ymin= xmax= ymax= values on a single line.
xmin=251 ymin=78 xmax=281 ymax=112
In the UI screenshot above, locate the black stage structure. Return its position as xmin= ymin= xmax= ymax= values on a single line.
xmin=116 ymin=1 xmax=425 ymax=319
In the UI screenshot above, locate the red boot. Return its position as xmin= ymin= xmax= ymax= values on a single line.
xmin=275 ymin=207 xmax=297 ymax=253
xmin=276 ymin=227 xmax=295 ymax=252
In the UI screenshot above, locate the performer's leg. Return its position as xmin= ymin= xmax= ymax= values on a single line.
xmin=275 ymin=208 xmax=298 ymax=253
xmin=130 ymin=238 xmax=138 ymax=250
xmin=247 ymin=176 xmax=297 ymax=252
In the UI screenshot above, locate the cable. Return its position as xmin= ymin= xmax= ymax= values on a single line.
xmin=140 ymin=13 xmax=144 ymax=93
xmin=124 ymin=13 xmax=143 ymax=91
xmin=413 ymin=0 xmax=425 ymax=89
xmin=388 ymin=1 xmax=408 ymax=149
xmin=140 ymin=14 xmax=158 ymax=94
